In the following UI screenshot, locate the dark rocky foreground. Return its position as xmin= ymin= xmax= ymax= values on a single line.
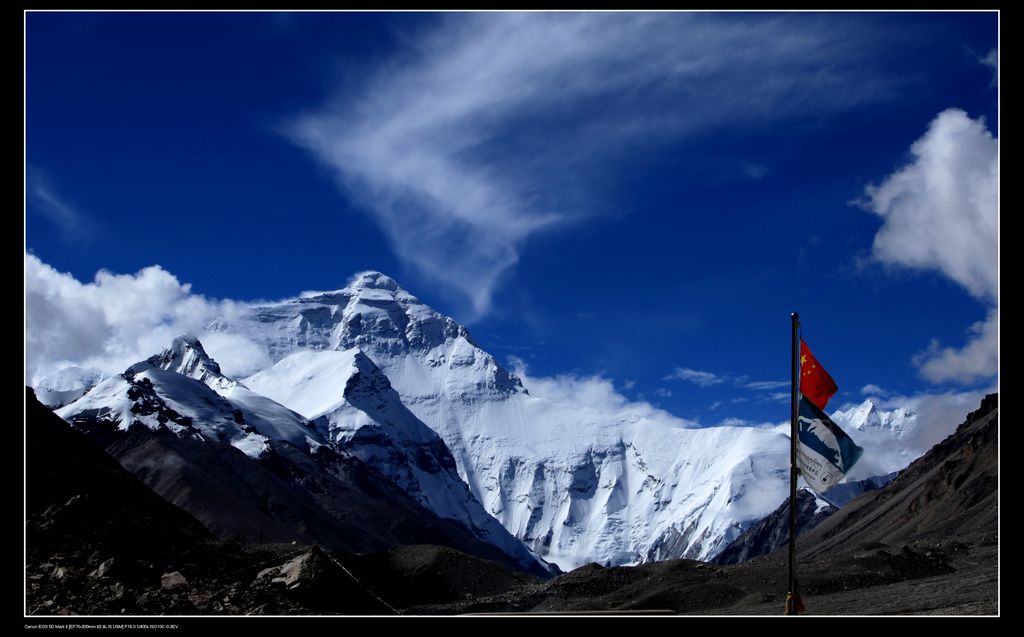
xmin=25 ymin=387 xmax=404 ymax=615
xmin=25 ymin=389 xmax=997 ymax=616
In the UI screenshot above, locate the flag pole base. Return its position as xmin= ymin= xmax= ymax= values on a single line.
xmin=784 ymin=591 xmax=805 ymax=615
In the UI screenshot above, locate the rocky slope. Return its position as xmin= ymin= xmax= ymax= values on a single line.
xmin=711 ymin=489 xmax=836 ymax=566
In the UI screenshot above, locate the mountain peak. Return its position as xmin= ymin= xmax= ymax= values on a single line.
xmin=127 ymin=334 xmax=233 ymax=390
xmin=849 ymin=399 xmax=880 ymax=430
xmin=156 ymin=334 xmax=222 ymax=374
xmin=347 ymin=271 xmax=401 ymax=293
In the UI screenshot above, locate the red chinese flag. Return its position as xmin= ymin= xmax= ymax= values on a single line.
xmin=800 ymin=339 xmax=838 ymax=411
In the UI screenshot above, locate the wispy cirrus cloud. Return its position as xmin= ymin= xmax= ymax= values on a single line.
xmin=667 ymin=372 xmax=793 ymax=396
xmin=287 ymin=12 xmax=900 ymax=318
xmin=745 ymin=380 xmax=789 ymax=391
xmin=978 ymin=47 xmax=997 ymax=86
xmin=27 ymin=171 xmax=93 ymax=243
xmin=664 ymin=367 xmax=724 ymax=387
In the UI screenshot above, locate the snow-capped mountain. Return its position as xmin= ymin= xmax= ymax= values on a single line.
xmin=207 ymin=271 xmax=795 ymax=570
xmin=832 ymin=399 xmax=915 ymax=436
xmin=56 ymin=335 xmax=550 ymax=574
xmin=136 ymin=333 xmax=237 ymax=392
xmin=45 ymin=271 xmax=930 ymax=573
xmin=246 ymin=347 xmax=548 ymax=573
xmin=131 ymin=334 xmax=323 ymax=448
xmin=57 ymin=364 xmax=275 ymax=459
xmin=831 ymin=399 xmax=920 ymax=482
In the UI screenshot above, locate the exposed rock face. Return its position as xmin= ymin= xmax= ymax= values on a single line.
xmin=712 ymin=489 xmax=837 ymax=566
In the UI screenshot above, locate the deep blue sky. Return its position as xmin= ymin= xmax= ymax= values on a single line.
xmin=25 ymin=11 xmax=998 ymax=424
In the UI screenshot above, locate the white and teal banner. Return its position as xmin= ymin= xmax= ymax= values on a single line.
xmin=797 ymin=397 xmax=864 ymax=493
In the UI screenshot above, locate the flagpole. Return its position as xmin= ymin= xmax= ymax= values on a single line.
xmin=787 ymin=312 xmax=800 ymax=615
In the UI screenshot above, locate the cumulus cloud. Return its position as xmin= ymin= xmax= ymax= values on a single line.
xmin=509 ymin=357 xmax=697 ymax=428
xmin=25 ymin=254 xmax=271 ymax=385
xmin=913 ymin=311 xmax=998 ymax=385
xmin=287 ymin=12 xmax=899 ymax=317
xmin=664 ymin=367 xmax=724 ymax=387
xmin=862 ymin=108 xmax=997 ymax=302
xmin=860 ymin=108 xmax=998 ymax=385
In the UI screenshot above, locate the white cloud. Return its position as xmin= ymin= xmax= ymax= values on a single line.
xmin=746 ymin=380 xmax=789 ymax=391
xmin=713 ymin=416 xmax=785 ymax=429
xmin=664 ymin=367 xmax=723 ymax=387
xmin=862 ymin=108 xmax=997 ymax=303
xmin=199 ymin=332 xmax=274 ymax=379
xmin=980 ymin=48 xmax=997 ymax=86
xmin=509 ymin=357 xmax=697 ymax=428
xmin=860 ymin=383 xmax=889 ymax=397
xmin=913 ymin=311 xmax=998 ymax=385
xmin=860 ymin=108 xmax=998 ymax=385
xmin=287 ymin=13 xmax=898 ymax=317
xmin=24 ymin=254 xmax=271 ymax=385
xmin=653 ymin=388 xmax=673 ymax=398
xmin=886 ymin=388 xmax=993 ymax=452
xmin=27 ymin=173 xmax=92 ymax=243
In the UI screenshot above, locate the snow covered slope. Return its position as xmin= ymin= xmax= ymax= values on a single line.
xmin=34 ymin=366 xmax=103 ymax=409
xmin=57 ymin=367 xmax=272 ymax=459
xmin=211 ymin=271 xmax=794 ymax=570
xmin=57 ymin=336 xmax=550 ymax=574
xmin=247 ymin=347 xmax=549 ymax=573
xmin=130 ymin=334 xmax=322 ymax=448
